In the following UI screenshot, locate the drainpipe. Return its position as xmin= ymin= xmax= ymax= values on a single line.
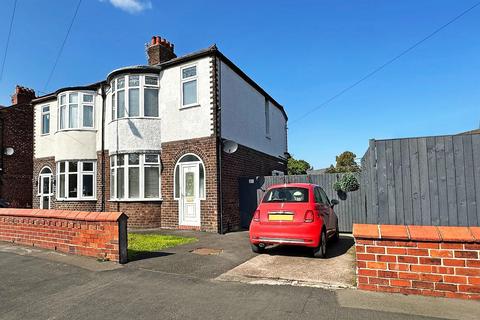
xmin=217 ymin=56 xmax=224 ymax=234
xmin=100 ymin=83 xmax=106 ymax=211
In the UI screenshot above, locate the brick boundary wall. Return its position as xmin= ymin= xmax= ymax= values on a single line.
xmin=353 ymin=224 xmax=480 ymax=300
xmin=0 ymin=209 xmax=128 ymax=263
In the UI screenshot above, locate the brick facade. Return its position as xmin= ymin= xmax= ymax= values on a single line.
xmin=353 ymin=224 xmax=480 ymax=300
xmin=221 ymin=144 xmax=286 ymax=231
xmin=0 ymin=89 xmax=34 ymax=208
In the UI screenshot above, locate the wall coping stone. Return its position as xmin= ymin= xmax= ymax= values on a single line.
xmin=0 ymin=208 xmax=127 ymax=222
xmin=353 ymin=224 xmax=479 ymax=243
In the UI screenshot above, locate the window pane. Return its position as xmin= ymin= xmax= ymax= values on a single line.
xmin=110 ymin=156 xmax=115 ymax=167
xmin=145 ymin=154 xmax=159 ymax=163
xmin=69 ymin=161 xmax=78 ymax=172
xmin=182 ymin=66 xmax=196 ymax=79
xmin=83 ymin=162 xmax=94 ymax=171
xmin=43 ymin=106 xmax=50 ymax=113
xmin=144 ymin=88 xmax=158 ymax=117
xmin=144 ymin=167 xmax=159 ymax=198
xmin=179 ymin=154 xmax=200 ymax=162
xmin=69 ymin=104 xmax=78 ymax=128
xmin=145 ymin=76 xmax=158 ymax=86
xmin=83 ymin=105 xmax=94 ymax=127
xmin=42 ymin=114 xmax=50 ymax=134
xmin=129 ymin=154 xmax=139 ymax=165
xmin=82 ymin=175 xmax=93 ymax=197
xmin=117 ymin=91 xmax=125 ymax=118
xmin=117 ymin=154 xmax=124 ymax=166
xmin=128 ymin=167 xmax=139 ymax=198
xmin=112 ymin=93 xmax=116 ymax=120
xmin=60 ymin=95 xmax=66 ymax=105
xmin=185 ymin=172 xmax=195 ymax=197
xmin=59 ymin=162 xmax=66 ymax=173
xmin=60 ymin=106 xmax=66 ymax=129
xmin=199 ymin=164 xmax=205 ymax=198
xmin=182 ymin=80 xmax=197 ymax=106
xmin=83 ymin=94 xmax=93 ymax=103
xmin=128 ymin=88 xmax=139 ymax=116
xmin=174 ymin=166 xmax=180 ymax=198
xmin=117 ymin=168 xmax=124 ymax=198
xmin=117 ymin=77 xmax=125 ymax=89
xmin=110 ymin=169 xmax=115 ymax=198
xmin=69 ymin=93 xmax=78 ymax=104
xmin=42 ymin=176 xmax=49 ymax=194
xmin=59 ymin=174 xmax=65 ymax=198
xmin=129 ymin=75 xmax=139 ymax=87
xmin=111 ymin=80 xmax=115 ymax=92
xmin=68 ymin=174 xmax=77 ymax=198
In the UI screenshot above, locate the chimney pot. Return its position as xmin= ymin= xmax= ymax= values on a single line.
xmin=146 ymin=35 xmax=176 ymax=65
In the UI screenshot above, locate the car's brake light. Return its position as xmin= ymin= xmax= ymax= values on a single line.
xmin=304 ymin=210 xmax=314 ymax=223
xmin=253 ymin=210 xmax=260 ymax=222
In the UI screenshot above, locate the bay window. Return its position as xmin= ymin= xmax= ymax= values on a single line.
xmin=58 ymin=92 xmax=95 ymax=130
xmin=111 ymin=74 xmax=159 ymax=120
xmin=181 ymin=65 xmax=198 ymax=107
xmin=110 ymin=153 xmax=161 ymax=200
xmin=57 ymin=160 xmax=96 ymax=200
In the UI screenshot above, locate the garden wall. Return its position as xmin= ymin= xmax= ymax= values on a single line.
xmin=353 ymin=224 xmax=480 ymax=300
xmin=0 ymin=209 xmax=128 ymax=263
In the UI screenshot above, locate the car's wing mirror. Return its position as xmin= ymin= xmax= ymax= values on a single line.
xmin=331 ymin=199 xmax=339 ymax=207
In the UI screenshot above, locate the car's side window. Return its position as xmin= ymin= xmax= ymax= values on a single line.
xmin=314 ymin=187 xmax=323 ymax=204
xmin=319 ymin=188 xmax=330 ymax=206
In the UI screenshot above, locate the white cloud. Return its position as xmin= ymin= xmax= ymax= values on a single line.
xmin=105 ymin=0 xmax=152 ymax=14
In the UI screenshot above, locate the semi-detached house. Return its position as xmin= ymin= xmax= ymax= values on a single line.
xmin=32 ymin=36 xmax=288 ymax=232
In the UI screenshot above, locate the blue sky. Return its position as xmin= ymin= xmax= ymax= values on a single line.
xmin=0 ymin=0 xmax=479 ymax=169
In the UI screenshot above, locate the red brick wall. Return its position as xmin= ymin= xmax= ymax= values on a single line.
xmin=221 ymin=144 xmax=286 ymax=231
xmin=353 ymin=224 xmax=480 ymax=300
xmin=0 ymin=208 xmax=128 ymax=263
xmin=0 ymin=103 xmax=33 ymax=208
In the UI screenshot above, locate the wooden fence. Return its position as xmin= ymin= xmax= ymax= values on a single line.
xmin=362 ymin=133 xmax=480 ymax=226
xmin=239 ymin=173 xmax=364 ymax=232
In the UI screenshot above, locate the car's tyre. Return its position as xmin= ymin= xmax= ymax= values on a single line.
xmin=251 ymin=243 xmax=265 ymax=254
xmin=313 ymin=229 xmax=327 ymax=258
xmin=333 ymin=224 xmax=340 ymax=243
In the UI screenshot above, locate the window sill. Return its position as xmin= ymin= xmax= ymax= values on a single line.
xmin=56 ymin=198 xmax=97 ymax=202
xmin=109 ymin=198 xmax=163 ymax=202
xmin=108 ymin=117 xmax=161 ymax=125
xmin=55 ymin=128 xmax=97 ymax=134
xmin=179 ymin=103 xmax=200 ymax=110
xmin=40 ymin=133 xmax=51 ymax=137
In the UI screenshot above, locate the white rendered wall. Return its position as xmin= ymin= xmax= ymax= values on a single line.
xmin=220 ymin=61 xmax=287 ymax=158
xmin=105 ymin=118 xmax=162 ymax=153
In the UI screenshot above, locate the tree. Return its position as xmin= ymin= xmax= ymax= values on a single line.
xmin=325 ymin=151 xmax=360 ymax=173
xmin=287 ymin=157 xmax=312 ymax=175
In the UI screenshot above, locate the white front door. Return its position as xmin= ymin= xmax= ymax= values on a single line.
xmin=179 ymin=163 xmax=200 ymax=226
xmin=39 ymin=175 xmax=52 ymax=209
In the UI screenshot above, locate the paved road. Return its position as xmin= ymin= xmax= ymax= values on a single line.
xmin=1 ymin=241 xmax=478 ymax=320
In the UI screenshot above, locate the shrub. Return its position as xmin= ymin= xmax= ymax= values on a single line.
xmin=334 ymin=173 xmax=360 ymax=193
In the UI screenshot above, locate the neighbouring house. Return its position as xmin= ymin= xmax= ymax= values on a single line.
xmin=31 ymin=36 xmax=288 ymax=232
xmin=0 ymin=86 xmax=35 ymax=208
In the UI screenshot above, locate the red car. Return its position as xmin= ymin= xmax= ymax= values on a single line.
xmin=249 ymin=183 xmax=339 ymax=258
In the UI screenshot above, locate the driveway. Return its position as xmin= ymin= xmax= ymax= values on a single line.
xmin=217 ymin=234 xmax=356 ymax=288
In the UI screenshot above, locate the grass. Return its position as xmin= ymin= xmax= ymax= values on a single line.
xmin=128 ymin=233 xmax=197 ymax=260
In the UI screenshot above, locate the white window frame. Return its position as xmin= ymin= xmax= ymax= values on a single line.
xmin=56 ymin=160 xmax=97 ymax=201
xmin=57 ymin=91 xmax=95 ymax=131
xmin=41 ymin=105 xmax=50 ymax=135
xmin=173 ymin=153 xmax=206 ymax=200
xmin=110 ymin=153 xmax=162 ymax=201
xmin=110 ymin=74 xmax=160 ymax=121
xmin=180 ymin=64 xmax=199 ymax=109
xmin=37 ymin=166 xmax=53 ymax=196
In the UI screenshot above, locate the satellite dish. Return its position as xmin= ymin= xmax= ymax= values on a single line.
xmin=222 ymin=140 xmax=238 ymax=154
xmin=4 ymin=147 xmax=14 ymax=156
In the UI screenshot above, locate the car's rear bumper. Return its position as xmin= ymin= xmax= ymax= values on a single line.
xmin=249 ymin=222 xmax=321 ymax=248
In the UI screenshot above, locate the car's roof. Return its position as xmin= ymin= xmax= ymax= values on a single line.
xmin=268 ymin=183 xmax=316 ymax=189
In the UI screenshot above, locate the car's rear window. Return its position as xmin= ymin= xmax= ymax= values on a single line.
xmin=262 ymin=187 xmax=309 ymax=203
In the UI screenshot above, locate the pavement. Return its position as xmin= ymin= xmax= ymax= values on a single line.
xmin=1 ymin=232 xmax=479 ymax=320
xmin=217 ymin=234 xmax=356 ymax=289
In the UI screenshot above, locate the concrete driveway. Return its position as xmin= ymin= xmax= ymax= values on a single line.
xmin=217 ymin=234 xmax=356 ymax=288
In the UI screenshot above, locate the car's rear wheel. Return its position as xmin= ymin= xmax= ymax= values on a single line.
xmin=313 ymin=229 xmax=327 ymax=258
xmin=251 ymin=243 xmax=265 ymax=254
xmin=333 ymin=224 xmax=340 ymax=242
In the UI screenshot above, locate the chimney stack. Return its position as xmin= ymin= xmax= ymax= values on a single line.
xmin=11 ymin=85 xmax=36 ymax=105
xmin=146 ymin=36 xmax=176 ymax=65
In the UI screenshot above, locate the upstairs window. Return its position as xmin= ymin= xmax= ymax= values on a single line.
xmin=111 ymin=74 xmax=159 ymax=120
xmin=58 ymin=92 xmax=95 ymax=130
xmin=181 ymin=65 xmax=198 ymax=108
xmin=41 ymin=105 xmax=50 ymax=135
xmin=57 ymin=160 xmax=96 ymax=200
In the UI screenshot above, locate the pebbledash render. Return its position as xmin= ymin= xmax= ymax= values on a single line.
xmin=32 ymin=36 xmax=288 ymax=232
